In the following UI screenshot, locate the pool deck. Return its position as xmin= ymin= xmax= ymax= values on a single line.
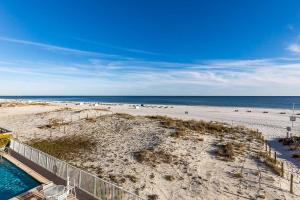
xmin=8 ymin=149 xmax=98 ymax=200
xmin=2 ymin=153 xmax=78 ymax=200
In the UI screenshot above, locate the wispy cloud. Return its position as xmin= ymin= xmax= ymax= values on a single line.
xmin=1 ymin=35 xmax=300 ymax=95
xmin=2 ymin=56 xmax=300 ymax=87
xmin=286 ymin=44 xmax=300 ymax=53
xmin=74 ymin=37 xmax=163 ymax=56
xmin=0 ymin=36 xmax=125 ymax=58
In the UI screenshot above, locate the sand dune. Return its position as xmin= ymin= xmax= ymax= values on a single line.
xmin=0 ymin=100 xmax=300 ymax=199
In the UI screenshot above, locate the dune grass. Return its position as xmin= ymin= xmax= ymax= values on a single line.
xmin=145 ymin=115 xmax=260 ymax=141
xmin=258 ymin=151 xmax=282 ymax=176
xmin=146 ymin=115 xmax=238 ymax=136
xmin=133 ymin=149 xmax=176 ymax=166
xmin=38 ymin=118 xmax=71 ymax=129
xmin=27 ymin=135 xmax=96 ymax=161
xmin=216 ymin=143 xmax=235 ymax=161
xmin=115 ymin=113 xmax=136 ymax=120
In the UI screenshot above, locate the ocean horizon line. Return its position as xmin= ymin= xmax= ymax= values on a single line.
xmin=1 ymin=96 xmax=300 ymax=109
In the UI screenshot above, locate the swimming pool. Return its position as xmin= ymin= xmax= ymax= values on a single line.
xmin=0 ymin=158 xmax=40 ymax=199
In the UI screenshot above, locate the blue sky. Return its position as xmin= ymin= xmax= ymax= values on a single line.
xmin=1 ymin=0 xmax=300 ymax=95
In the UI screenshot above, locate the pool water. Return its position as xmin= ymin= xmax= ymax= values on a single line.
xmin=0 ymin=158 xmax=40 ymax=199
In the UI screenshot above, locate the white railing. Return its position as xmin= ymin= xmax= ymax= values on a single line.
xmin=10 ymin=139 xmax=145 ymax=200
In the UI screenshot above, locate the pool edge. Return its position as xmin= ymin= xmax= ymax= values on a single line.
xmin=2 ymin=153 xmax=50 ymax=185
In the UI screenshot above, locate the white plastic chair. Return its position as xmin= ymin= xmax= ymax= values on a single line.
xmin=54 ymin=191 xmax=68 ymax=200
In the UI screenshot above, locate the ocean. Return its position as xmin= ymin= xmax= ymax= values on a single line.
xmin=0 ymin=96 xmax=300 ymax=109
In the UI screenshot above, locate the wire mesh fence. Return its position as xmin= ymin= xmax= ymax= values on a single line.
xmin=9 ymin=139 xmax=145 ymax=200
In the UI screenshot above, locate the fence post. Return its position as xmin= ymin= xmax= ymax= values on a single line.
xmin=79 ymin=170 xmax=82 ymax=189
xmin=18 ymin=141 xmax=21 ymax=154
xmin=38 ymin=151 xmax=40 ymax=164
xmin=290 ymin=174 xmax=294 ymax=194
xmin=281 ymin=162 xmax=284 ymax=177
xmin=94 ymin=176 xmax=97 ymax=197
xmin=265 ymin=140 xmax=267 ymax=151
xmin=46 ymin=156 xmax=48 ymax=169
xmin=30 ymin=148 xmax=33 ymax=160
xmin=66 ymin=164 xmax=69 ymax=180
xmin=112 ymin=186 xmax=115 ymax=200
xmin=274 ymin=152 xmax=277 ymax=163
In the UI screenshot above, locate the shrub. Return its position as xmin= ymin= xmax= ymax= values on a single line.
xmin=233 ymin=172 xmax=243 ymax=178
xmin=133 ymin=149 xmax=175 ymax=165
xmin=216 ymin=143 xmax=235 ymax=161
xmin=115 ymin=113 xmax=135 ymax=120
xmin=292 ymin=154 xmax=300 ymax=159
xmin=147 ymin=194 xmax=158 ymax=200
xmin=164 ymin=175 xmax=175 ymax=181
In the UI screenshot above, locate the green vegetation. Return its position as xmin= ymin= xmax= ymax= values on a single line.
xmin=27 ymin=135 xmax=96 ymax=160
xmin=233 ymin=172 xmax=243 ymax=178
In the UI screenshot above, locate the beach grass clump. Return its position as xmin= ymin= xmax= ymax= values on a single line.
xmin=146 ymin=115 xmax=241 ymax=137
xmin=232 ymin=142 xmax=246 ymax=155
xmin=133 ymin=149 xmax=175 ymax=166
xmin=216 ymin=143 xmax=235 ymax=161
xmin=27 ymin=135 xmax=96 ymax=161
xmin=38 ymin=118 xmax=71 ymax=129
xmin=108 ymin=174 xmax=126 ymax=185
xmin=0 ymin=101 xmax=49 ymax=107
xmin=233 ymin=172 xmax=243 ymax=178
xmin=0 ymin=101 xmax=28 ymax=107
xmin=85 ymin=118 xmax=97 ymax=123
xmin=76 ymin=108 xmax=110 ymax=113
xmin=164 ymin=175 xmax=175 ymax=181
xmin=258 ymin=151 xmax=281 ymax=176
xmin=28 ymin=102 xmax=50 ymax=106
xmin=246 ymin=129 xmax=264 ymax=142
xmin=292 ymin=153 xmax=300 ymax=159
xmin=115 ymin=113 xmax=135 ymax=120
xmin=35 ymin=107 xmax=73 ymax=116
xmin=170 ymin=128 xmax=187 ymax=138
xmin=125 ymin=174 xmax=138 ymax=183
xmin=55 ymin=107 xmax=73 ymax=112
xmin=279 ymin=137 xmax=300 ymax=146
xmin=147 ymin=194 xmax=159 ymax=200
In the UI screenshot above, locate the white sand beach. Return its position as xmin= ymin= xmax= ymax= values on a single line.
xmin=1 ymin=100 xmax=300 ymax=199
